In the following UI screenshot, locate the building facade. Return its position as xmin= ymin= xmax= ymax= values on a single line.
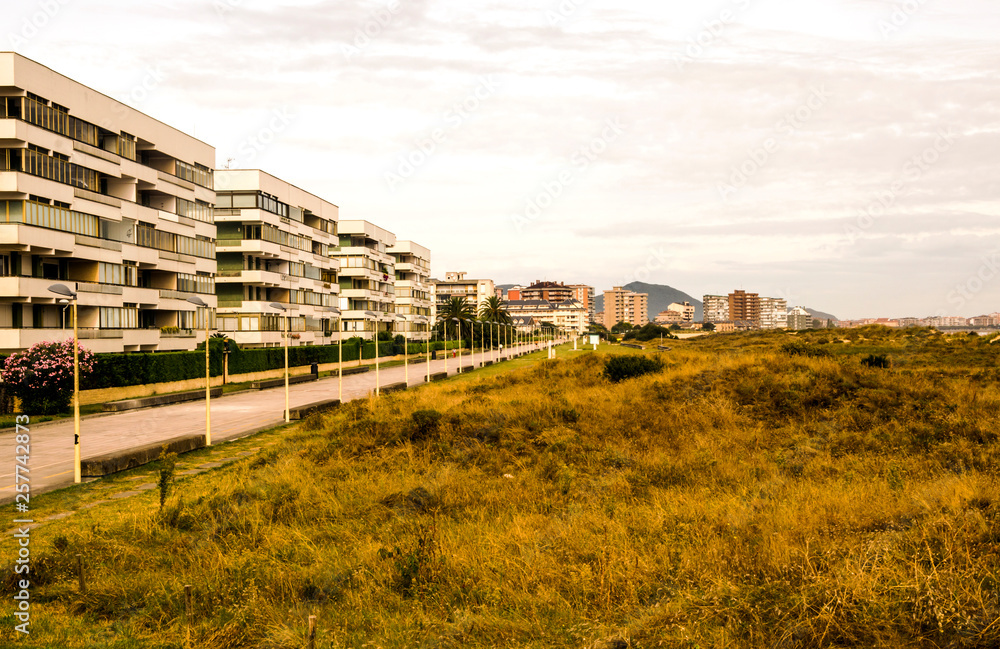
xmin=389 ymin=240 xmax=431 ymax=342
xmin=0 ymin=53 xmax=217 ymax=354
xmin=213 ymin=170 xmax=339 ymax=347
xmin=759 ymin=296 xmax=788 ymax=330
xmin=334 ymin=220 xmax=396 ymax=339
xmin=521 ymin=280 xmax=573 ymax=303
xmin=568 ymin=284 xmax=596 ymax=322
xmin=506 ymin=299 xmax=588 ymax=334
xmin=430 ymin=272 xmax=494 ymax=324
xmin=702 ymin=295 xmax=729 ymax=323
xmin=787 ymin=306 xmax=812 ymax=330
xmin=728 ymin=290 xmax=760 ymax=328
xmin=602 ymin=286 xmax=649 ymax=329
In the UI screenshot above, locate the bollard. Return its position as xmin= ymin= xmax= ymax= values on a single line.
xmin=307 ymin=615 xmax=317 ymax=649
xmin=185 ymin=584 xmax=193 ymax=646
xmin=76 ymin=553 xmax=86 ymax=594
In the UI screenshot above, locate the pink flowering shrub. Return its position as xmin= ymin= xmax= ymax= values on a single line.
xmin=2 ymin=340 xmax=95 ymax=414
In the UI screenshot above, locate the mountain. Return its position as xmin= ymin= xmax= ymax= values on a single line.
xmin=806 ymin=308 xmax=839 ymax=322
xmin=594 ymin=282 xmax=703 ymax=322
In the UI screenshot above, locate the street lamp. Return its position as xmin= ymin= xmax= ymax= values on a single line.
xmin=395 ymin=314 xmax=408 ymax=385
xmin=364 ymin=310 xmax=380 ymax=395
xmin=185 ymin=296 xmax=212 ymax=446
xmin=488 ymin=321 xmax=495 ymax=363
xmin=48 ymin=283 xmax=80 ymax=483
xmin=268 ymin=302 xmax=290 ymax=423
xmin=415 ymin=316 xmax=429 ymax=382
xmin=326 ymin=307 xmax=342 ymax=401
xmin=451 ymin=317 xmax=462 ymax=373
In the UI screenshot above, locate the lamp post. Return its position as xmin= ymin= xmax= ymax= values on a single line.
xmin=364 ymin=310 xmax=380 ymax=395
xmin=326 ymin=307 xmax=342 ymax=401
xmin=48 ymin=283 xmax=80 ymax=483
xmin=185 ymin=296 xmax=212 ymax=446
xmin=426 ymin=323 xmax=433 ymax=382
xmin=451 ymin=317 xmax=462 ymax=373
xmin=268 ymin=302 xmax=290 ymax=423
xmin=395 ymin=314 xmax=408 ymax=385
xmin=488 ymin=321 xmax=495 ymax=363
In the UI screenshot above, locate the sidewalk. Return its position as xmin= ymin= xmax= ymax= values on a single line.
xmin=0 ymin=343 xmax=551 ymax=500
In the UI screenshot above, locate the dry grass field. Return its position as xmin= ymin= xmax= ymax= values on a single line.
xmin=2 ymin=326 xmax=999 ymax=648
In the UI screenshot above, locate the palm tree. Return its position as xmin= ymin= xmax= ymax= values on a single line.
xmin=478 ymin=295 xmax=512 ymax=325
xmin=479 ymin=295 xmax=513 ymax=349
xmin=437 ymin=296 xmax=475 ymax=339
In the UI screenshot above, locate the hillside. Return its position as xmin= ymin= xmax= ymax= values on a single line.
xmin=6 ymin=328 xmax=999 ymax=648
xmin=807 ymin=307 xmax=839 ymax=321
xmin=594 ymin=281 xmax=703 ymax=321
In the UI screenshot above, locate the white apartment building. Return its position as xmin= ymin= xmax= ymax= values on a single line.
xmin=213 ymin=170 xmax=339 ymax=347
xmin=389 ymin=240 xmax=431 ymax=342
xmin=506 ymin=299 xmax=588 ymax=334
xmin=334 ymin=220 xmax=396 ymax=339
xmin=668 ymin=301 xmax=695 ymax=322
xmin=702 ymin=295 xmax=730 ymax=323
xmin=431 ymin=271 xmax=495 ymax=324
xmin=759 ymin=296 xmax=788 ymax=330
xmin=0 ymin=53 xmax=216 ymax=353
xmin=787 ymin=306 xmax=812 ymax=330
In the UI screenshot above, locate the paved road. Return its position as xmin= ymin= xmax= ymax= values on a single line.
xmin=0 ymin=342 xmax=551 ymax=500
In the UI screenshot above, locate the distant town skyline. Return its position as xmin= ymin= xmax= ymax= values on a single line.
xmin=9 ymin=0 xmax=999 ymax=319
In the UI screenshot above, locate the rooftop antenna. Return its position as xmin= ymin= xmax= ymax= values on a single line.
xmin=225 ymin=157 xmax=235 ymax=169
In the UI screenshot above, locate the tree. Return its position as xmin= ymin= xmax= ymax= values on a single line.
xmin=479 ymin=295 xmax=512 ymax=325
xmin=701 ymin=322 xmax=716 ymax=331
xmin=2 ymin=340 xmax=96 ymax=414
xmin=479 ymin=295 xmax=514 ymax=346
xmin=437 ymin=296 xmax=475 ymax=340
xmin=611 ymin=321 xmax=634 ymax=334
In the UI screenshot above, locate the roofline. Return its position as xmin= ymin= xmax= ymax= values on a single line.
xmin=1 ymin=52 xmax=216 ymax=152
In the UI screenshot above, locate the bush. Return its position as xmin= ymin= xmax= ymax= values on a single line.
xmin=2 ymin=340 xmax=96 ymax=414
xmin=861 ymin=353 xmax=891 ymax=369
xmin=602 ymin=355 xmax=664 ymax=383
xmin=410 ymin=409 xmax=443 ymax=441
xmin=623 ymin=323 xmax=678 ymax=342
xmin=781 ymin=341 xmax=831 ymax=358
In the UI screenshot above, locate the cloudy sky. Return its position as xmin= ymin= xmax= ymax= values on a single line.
xmin=8 ymin=0 xmax=1000 ymax=318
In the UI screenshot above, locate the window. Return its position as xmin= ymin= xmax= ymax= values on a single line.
xmin=177 ymin=272 xmax=214 ymax=294
xmin=99 ymin=306 xmax=138 ymax=329
xmin=175 ymin=160 xmax=213 ymax=189
xmin=176 ymin=198 xmax=213 ymax=223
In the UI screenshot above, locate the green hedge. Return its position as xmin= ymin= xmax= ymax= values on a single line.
xmin=81 ymin=339 xmax=464 ymax=389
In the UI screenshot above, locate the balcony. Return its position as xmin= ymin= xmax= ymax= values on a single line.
xmin=159 ymin=327 xmax=196 ymax=339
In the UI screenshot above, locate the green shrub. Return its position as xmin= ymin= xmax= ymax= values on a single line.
xmin=410 ymin=409 xmax=443 ymax=441
xmin=781 ymin=341 xmax=831 ymax=358
xmin=602 ymin=355 xmax=664 ymax=383
xmin=623 ymin=323 xmax=678 ymax=342
xmin=861 ymin=353 xmax=891 ymax=369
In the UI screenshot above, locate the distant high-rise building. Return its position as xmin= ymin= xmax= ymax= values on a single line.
xmin=603 ymin=286 xmax=648 ymax=329
xmin=729 ymin=290 xmax=760 ymax=328
xmin=568 ymin=284 xmax=596 ymax=322
xmin=522 ymin=280 xmax=573 ymax=303
xmin=703 ymin=295 xmax=730 ymax=323
xmin=787 ymin=306 xmax=812 ymax=330
xmin=759 ymin=297 xmax=788 ymax=330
